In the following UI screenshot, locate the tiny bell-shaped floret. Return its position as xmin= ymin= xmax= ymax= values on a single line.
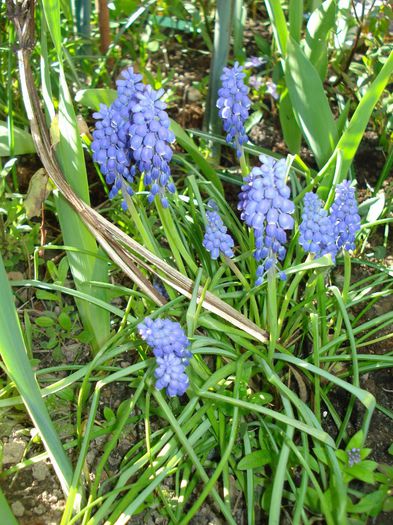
xmin=203 ymin=201 xmax=234 ymax=260
xmin=217 ymin=62 xmax=251 ymax=158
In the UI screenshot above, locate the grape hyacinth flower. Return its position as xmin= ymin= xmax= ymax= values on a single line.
xmin=244 ymin=56 xmax=266 ymax=69
xmin=152 ymin=279 xmax=169 ymax=300
xmin=217 ymin=62 xmax=251 ymax=158
xmin=248 ymin=75 xmax=262 ymax=90
xmin=128 ymin=85 xmax=176 ymax=207
xmin=91 ymin=66 xmax=176 ymax=208
xmin=347 ymin=448 xmax=361 ymax=467
xmin=330 ymin=180 xmax=361 ymax=252
xmin=299 ymin=181 xmax=360 ymax=260
xmin=203 ymin=200 xmax=234 ymax=260
xmin=138 ymin=318 xmax=191 ymax=397
xmin=91 ymin=104 xmax=135 ymax=209
xmin=299 ymin=192 xmax=337 ymax=260
xmin=266 ymin=81 xmax=279 ymax=101
xmin=238 ymin=155 xmax=295 ymax=285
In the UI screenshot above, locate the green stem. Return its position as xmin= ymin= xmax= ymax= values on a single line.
xmin=239 ymin=150 xmax=249 ymax=177
xmin=317 ymin=273 xmax=328 ymax=347
xmin=333 ymin=252 xmax=351 ymax=341
xmin=267 ymin=267 xmax=278 ymax=365
xmin=311 ymin=313 xmax=321 ymax=423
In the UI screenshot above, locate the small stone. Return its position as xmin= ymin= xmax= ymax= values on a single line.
xmin=186 ymin=87 xmax=202 ymax=102
xmin=7 ymin=271 xmax=24 ymax=281
xmin=32 ymin=462 xmax=49 ymax=481
xmin=34 ymin=504 xmax=46 ymax=515
xmin=2 ymin=440 xmax=25 ymax=464
xmin=86 ymin=450 xmax=96 ymax=466
xmin=11 ymin=501 xmax=25 ymax=517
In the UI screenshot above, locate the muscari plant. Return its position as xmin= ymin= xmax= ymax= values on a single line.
xmin=91 ymin=62 xmax=362 ymax=399
xmin=5 ymin=2 xmax=393 ymax=522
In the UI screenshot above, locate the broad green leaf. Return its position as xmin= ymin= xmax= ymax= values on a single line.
xmin=0 ymin=121 xmax=35 ymax=156
xmin=304 ymin=0 xmax=336 ymax=79
xmin=279 ymin=89 xmax=302 ymax=153
xmin=285 ymin=36 xmax=337 ymax=167
xmin=0 ymin=254 xmax=73 ymax=494
xmin=238 ymin=450 xmax=272 ymax=470
xmin=41 ymin=2 xmax=110 ymax=350
xmin=75 ymin=88 xmax=117 ymax=111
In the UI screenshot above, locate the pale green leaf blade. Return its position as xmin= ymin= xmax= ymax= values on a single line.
xmin=285 ymin=36 xmax=338 ymax=167
xmin=0 ymin=121 xmax=35 ymax=156
xmin=304 ymin=0 xmax=336 ymax=79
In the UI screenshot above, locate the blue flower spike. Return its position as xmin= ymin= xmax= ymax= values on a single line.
xmin=128 ymin=85 xmax=176 ymax=206
xmin=299 ymin=181 xmax=360 ymax=260
xmin=91 ymin=66 xmax=176 ymax=209
xmin=217 ymin=62 xmax=251 ymax=158
xmin=299 ymin=192 xmax=337 ymax=260
xmin=238 ymin=155 xmax=294 ymax=285
xmin=203 ymin=200 xmax=234 ymax=260
xmin=330 ymin=180 xmax=361 ymax=252
xmin=138 ymin=318 xmax=191 ymax=397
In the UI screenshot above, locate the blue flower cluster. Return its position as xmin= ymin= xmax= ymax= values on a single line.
xmin=347 ymin=447 xmax=361 ymax=467
xmin=138 ymin=318 xmax=191 ymax=397
xmin=299 ymin=181 xmax=360 ymax=259
xmin=217 ymin=62 xmax=250 ymax=158
xmin=203 ymin=201 xmax=234 ymax=260
xmin=91 ymin=66 xmax=175 ymax=209
xmin=299 ymin=193 xmax=337 ymax=259
xmin=238 ymin=155 xmax=294 ymax=285
xmin=330 ymin=181 xmax=361 ymax=251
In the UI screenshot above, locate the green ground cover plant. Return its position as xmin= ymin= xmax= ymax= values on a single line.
xmin=0 ymin=1 xmax=392 ymax=523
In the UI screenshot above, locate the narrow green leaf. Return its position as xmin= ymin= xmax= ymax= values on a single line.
xmin=264 ymin=0 xmax=288 ymax=56
xmin=285 ymin=36 xmax=338 ymax=167
xmin=0 ymin=254 xmax=73 ymax=494
xmin=289 ymin=0 xmax=303 ymax=42
xmin=323 ymin=52 xmax=393 ymax=187
xmin=203 ymin=0 xmax=234 ymax=157
xmin=41 ymin=0 xmax=61 ymax=55
xmin=0 ymin=487 xmax=18 ymax=525
xmin=170 ymin=120 xmax=224 ymax=194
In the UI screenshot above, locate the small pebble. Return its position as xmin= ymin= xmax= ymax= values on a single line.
xmin=11 ymin=501 xmax=25 ymax=517
xmin=32 ymin=462 xmax=49 ymax=481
